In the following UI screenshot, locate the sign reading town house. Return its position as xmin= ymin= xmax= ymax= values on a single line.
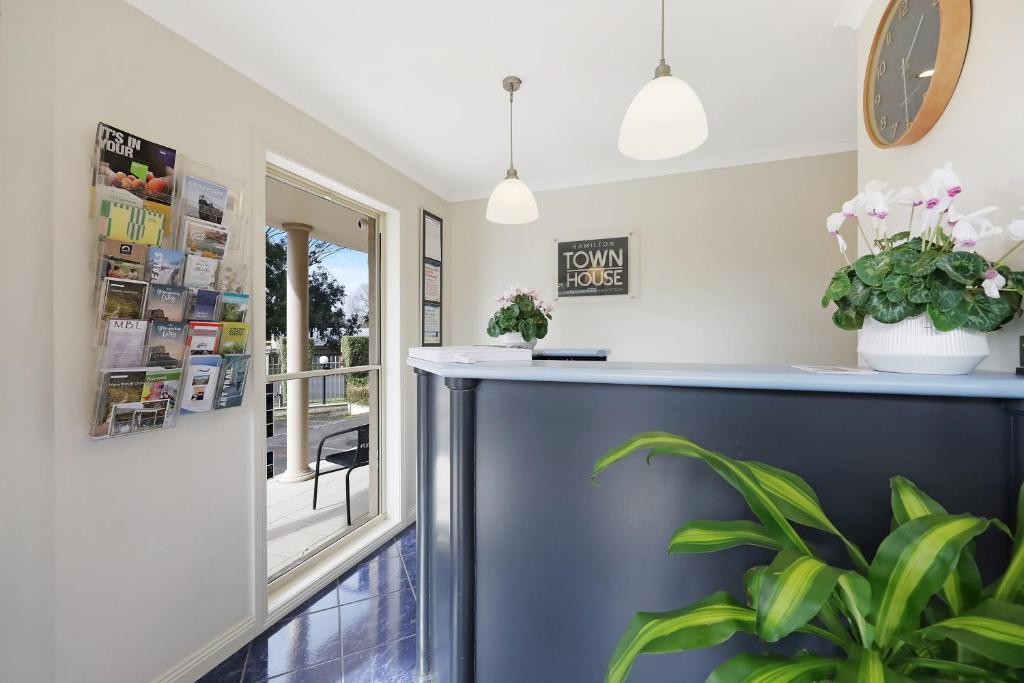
xmin=557 ymin=236 xmax=630 ymax=298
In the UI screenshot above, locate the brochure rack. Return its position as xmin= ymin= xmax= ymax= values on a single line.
xmin=88 ymin=123 xmax=253 ymax=439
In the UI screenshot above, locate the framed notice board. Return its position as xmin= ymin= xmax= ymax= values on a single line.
xmin=422 ymin=210 xmax=442 ymax=346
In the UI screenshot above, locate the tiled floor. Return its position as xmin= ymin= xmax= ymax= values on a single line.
xmin=200 ymin=525 xmax=418 ymax=683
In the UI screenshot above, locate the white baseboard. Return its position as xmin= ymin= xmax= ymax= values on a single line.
xmin=152 ymin=615 xmax=256 ymax=683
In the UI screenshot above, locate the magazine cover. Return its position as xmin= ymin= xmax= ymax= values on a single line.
xmin=99 ymin=199 xmax=165 ymax=246
xmin=215 ymin=261 xmax=246 ymax=293
xmin=183 ymin=253 xmax=219 ymax=289
xmin=100 ymin=319 xmax=148 ymax=369
xmin=215 ymin=354 xmax=251 ymax=409
xmin=143 ymin=367 xmax=182 ymax=425
xmin=187 ymin=321 xmax=221 ymax=355
xmin=220 ymin=292 xmax=250 ymax=323
xmin=100 ymin=278 xmax=147 ymax=320
xmin=182 ymin=217 xmax=230 ymax=259
xmin=145 ymin=320 xmax=187 ymax=367
xmin=219 ymin=322 xmax=250 ymax=354
xmin=144 ymin=247 xmax=185 ymax=285
xmin=108 ymin=399 xmax=169 ymax=436
xmin=93 ymin=369 xmax=146 ymax=437
xmin=187 ymin=288 xmax=220 ymax=322
xmin=145 ymin=284 xmax=188 ymax=322
xmin=95 ymin=122 xmax=176 ymax=206
xmin=100 ymin=239 xmax=147 ymax=281
xmin=181 ymin=356 xmax=222 ymax=414
xmin=182 ymin=176 xmax=229 ymax=225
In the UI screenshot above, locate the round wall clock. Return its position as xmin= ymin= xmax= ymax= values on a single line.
xmin=864 ymin=0 xmax=971 ymax=148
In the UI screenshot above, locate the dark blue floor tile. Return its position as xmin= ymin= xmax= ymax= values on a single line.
xmin=337 ymin=553 xmax=408 ymax=606
xmin=400 ymin=553 xmax=418 ymax=598
xmin=339 ymin=588 xmax=417 ymax=656
xmin=284 ymin=582 xmax=339 ymax=620
xmin=367 ymin=539 xmax=400 ymax=561
xmin=198 ymin=644 xmax=249 ymax=682
xmin=396 ymin=526 xmax=416 ymax=558
xmin=243 ymin=608 xmax=341 ymax=682
xmin=342 ymin=635 xmax=416 ymax=683
xmin=266 ymin=658 xmax=343 ymax=683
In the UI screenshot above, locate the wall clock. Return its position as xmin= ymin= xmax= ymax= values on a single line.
xmin=864 ymin=0 xmax=971 ymax=148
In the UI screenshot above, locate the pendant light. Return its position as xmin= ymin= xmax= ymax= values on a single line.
xmin=618 ymin=0 xmax=708 ymax=160
xmin=486 ymin=76 xmax=538 ymax=225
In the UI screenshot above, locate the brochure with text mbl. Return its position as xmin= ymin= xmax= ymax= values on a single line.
xmin=100 ymin=319 xmax=148 ymax=369
xmin=181 ymin=356 xmax=222 ymax=414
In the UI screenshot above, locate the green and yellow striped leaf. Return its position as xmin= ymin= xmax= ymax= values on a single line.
xmin=994 ymin=483 xmax=1024 ymax=604
xmin=835 ymin=647 xmax=914 ymax=683
xmin=669 ymin=520 xmax=782 ymax=554
xmin=706 ymin=653 xmax=837 ymax=683
xmin=757 ymin=550 xmax=843 ymax=642
xmin=915 ymin=599 xmax=1024 ymax=668
xmin=869 ymin=513 xmax=990 ymax=647
xmin=901 ymin=657 xmax=1005 ymax=680
xmin=836 ymin=572 xmax=873 ymax=647
xmin=604 ymin=591 xmax=754 ymax=683
xmin=592 ymin=433 xmax=812 ymax=555
xmin=744 ymin=566 xmax=768 ymax=608
xmin=890 ymin=476 xmax=982 ymax=614
xmin=745 ymin=461 xmax=869 ymax=572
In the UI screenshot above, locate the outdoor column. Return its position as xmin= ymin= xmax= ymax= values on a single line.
xmin=278 ymin=222 xmax=315 ymax=483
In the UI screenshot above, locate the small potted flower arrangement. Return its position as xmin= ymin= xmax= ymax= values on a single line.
xmin=822 ymin=163 xmax=1024 ymax=374
xmin=486 ymin=287 xmax=552 ymax=349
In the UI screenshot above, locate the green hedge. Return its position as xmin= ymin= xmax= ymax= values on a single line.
xmin=341 ymin=335 xmax=369 ymax=367
xmin=346 ymin=383 xmax=370 ymax=406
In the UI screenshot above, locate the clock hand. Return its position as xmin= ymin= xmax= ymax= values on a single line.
xmin=902 ymin=58 xmax=910 ymax=123
xmin=906 ymin=14 xmax=925 ymax=64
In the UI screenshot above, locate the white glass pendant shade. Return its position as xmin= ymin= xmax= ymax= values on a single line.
xmin=618 ymin=74 xmax=708 ymax=160
xmin=486 ymin=172 xmax=538 ymax=225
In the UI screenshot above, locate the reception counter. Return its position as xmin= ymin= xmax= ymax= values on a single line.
xmin=410 ymin=359 xmax=1024 ymax=682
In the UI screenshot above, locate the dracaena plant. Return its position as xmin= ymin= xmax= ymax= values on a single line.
xmin=485 ymin=286 xmax=553 ymax=342
xmin=821 ymin=163 xmax=1024 ymax=333
xmin=591 ymin=432 xmax=1024 ymax=683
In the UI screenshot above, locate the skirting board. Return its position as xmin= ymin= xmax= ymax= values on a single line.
xmin=153 ymin=615 xmax=256 ymax=683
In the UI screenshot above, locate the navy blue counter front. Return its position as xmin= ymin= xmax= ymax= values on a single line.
xmin=409 ymin=359 xmax=1024 ymax=682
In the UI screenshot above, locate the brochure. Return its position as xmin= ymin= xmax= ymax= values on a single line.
xmin=215 ymin=261 xmax=246 ymax=293
xmin=181 ymin=356 xmax=222 ymax=414
xmin=100 ymin=239 xmax=147 ymax=281
xmin=187 ymin=321 xmax=221 ymax=355
xmin=94 ymin=122 xmax=176 ymax=205
xmin=182 ymin=175 xmax=229 ymax=225
xmin=182 ymin=217 xmax=229 ymax=259
xmin=142 ymin=367 xmax=182 ymax=424
xmin=187 ymin=288 xmax=220 ymax=322
xmin=220 ymin=292 xmax=250 ymax=323
xmin=100 ymin=319 xmax=148 ymax=369
xmin=144 ymin=284 xmax=188 ymax=322
xmin=183 ymin=253 xmax=219 ymax=289
xmin=108 ymin=399 xmax=169 ymax=436
xmin=215 ymin=355 xmax=251 ymax=409
xmin=98 ymin=198 xmax=165 ymax=246
xmin=100 ymin=278 xmax=147 ymax=320
xmin=93 ymin=369 xmax=146 ymax=436
xmin=144 ymin=320 xmax=187 ymax=367
xmin=144 ymin=247 xmax=185 ymax=285
xmin=219 ymin=322 xmax=250 ymax=355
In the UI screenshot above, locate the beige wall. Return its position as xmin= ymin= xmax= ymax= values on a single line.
xmin=2 ymin=0 xmax=448 ymax=680
xmin=450 ymin=153 xmax=859 ymax=365
xmin=857 ymin=0 xmax=1024 ymax=370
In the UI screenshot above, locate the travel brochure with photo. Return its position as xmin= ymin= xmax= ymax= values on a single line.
xmin=144 ymin=284 xmax=188 ymax=322
xmin=145 ymin=320 xmax=187 ymax=367
xmin=183 ymin=217 xmax=230 ymax=259
xmin=100 ymin=278 xmax=147 ymax=320
xmin=187 ymin=288 xmax=220 ymax=322
xmin=100 ymin=239 xmax=147 ymax=281
xmin=182 ymin=356 xmax=222 ymax=414
xmin=95 ymin=122 xmax=176 ymax=206
xmin=145 ymin=247 xmax=185 ymax=285
xmin=182 ymin=175 xmax=230 ymax=225
xmin=219 ymin=322 xmax=249 ymax=355
xmin=220 ymin=292 xmax=249 ymax=323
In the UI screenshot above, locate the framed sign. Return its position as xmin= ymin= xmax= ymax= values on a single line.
xmin=422 ymin=210 xmax=443 ymax=346
xmin=555 ymin=232 xmax=637 ymax=301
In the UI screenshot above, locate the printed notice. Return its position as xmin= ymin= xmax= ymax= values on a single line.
xmin=424 ymin=215 xmax=442 ymax=261
xmin=423 ymin=303 xmax=441 ymax=345
xmin=424 ymin=262 xmax=441 ymax=302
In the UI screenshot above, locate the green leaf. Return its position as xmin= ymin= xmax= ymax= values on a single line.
xmin=907 ymin=278 xmax=931 ymax=304
xmin=936 ymin=252 xmax=988 ymax=285
xmin=669 ymin=520 xmax=782 ymax=554
xmin=901 ymin=657 xmax=1006 ymax=680
xmin=847 ymin=276 xmax=871 ymax=308
xmin=869 ymin=513 xmax=990 ymax=647
xmin=707 ymin=653 xmax=837 ymax=683
xmin=517 ymin=295 xmax=534 ymax=313
xmin=757 ymin=551 xmax=843 ymax=642
xmin=868 ymin=289 xmax=919 ymax=324
xmin=994 ymin=484 xmax=1024 ymax=604
xmin=744 ymin=566 xmax=768 ymax=608
xmin=964 ymin=294 xmax=1012 ymax=332
xmin=603 ymin=592 xmax=754 ymax=683
xmin=823 ymin=272 xmax=854 ymax=307
xmin=744 ymin=461 xmax=869 ymax=572
xmin=833 ymin=304 xmax=865 ymax=331
xmin=888 ymin=231 xmax=912 ymax=244
xmin=928 ymin=272 xmax=967 ymax=311
xmin=882 ymin=273 xmax=911 ymax=291
xmin=835 ymin=647 xmax=914 ymax=683
xmin=486 ymin=319 xmax=501 ymax=337
xmin=836 ymin=573 xmax=873 ymax=647
xmin=895 ymin=251 xmax=940 ymax=277
xmin=927 ymin=300 xmax=969 ymax=332
xmin=856 ymin=254 xmax=893 ymax=287
xmin=914 ymin=599 xmax=1024 ymax=668
xmin=591 ymin=433 xmax=814 ymax=555
xmin=518 ymin=318 xmax=537 ymax=341
xmin=890 ymin=476 xmax=982 ymax=614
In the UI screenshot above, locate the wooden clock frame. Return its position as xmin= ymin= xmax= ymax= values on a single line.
xmin=864 ymin=0 xmax=972 ymax=148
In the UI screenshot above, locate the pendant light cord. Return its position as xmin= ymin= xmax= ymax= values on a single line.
xmin=661 ymin=0 xmax=665 ymax=62
xmin=508 ymin=90 xmax=514 ymax=170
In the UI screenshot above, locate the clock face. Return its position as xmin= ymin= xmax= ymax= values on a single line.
xmin=868 ymin=0 xmax=942 ymax=146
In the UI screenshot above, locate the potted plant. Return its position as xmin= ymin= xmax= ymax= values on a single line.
xmin=486 ymin=287 xmax=552 ymax=349
xmin=822 ymin=163 xmax=1024 ymax=374
xmin=592 ymin=432 xmax=1024 ymax=682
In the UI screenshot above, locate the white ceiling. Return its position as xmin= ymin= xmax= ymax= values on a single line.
xmin=126 ymin=0 xmax=858 ymax=201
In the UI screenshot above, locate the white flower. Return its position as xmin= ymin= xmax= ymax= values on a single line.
xmin=895 ymin=186 xmax=924 ymax=207
xmin=842 ymin=196 xmax=865 ymax=218
xmin=931 ymin=162 xmax=963 ymax=199
xmin=983 ymin=269 xmax=1006 ymax=299
xmin=826 ymin=213 xmax=847 ymax=254
xmin=950 ymin=207 xmax=1001 ymax=253
xmin=1008 ymin=208 xmax=1024 ymax=241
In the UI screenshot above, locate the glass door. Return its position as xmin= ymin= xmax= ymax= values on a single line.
xmin=264 ymin=169 xmax=381 ymax=582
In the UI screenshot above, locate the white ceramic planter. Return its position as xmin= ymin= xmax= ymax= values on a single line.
xmin=858 ymin=314 xmax=989 ymax=375
xmin=496 ymin=332 xmax=537 ymax=350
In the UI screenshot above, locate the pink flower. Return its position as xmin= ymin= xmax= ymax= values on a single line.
xmin=983 ymin=269 xmax=1006 ymax=299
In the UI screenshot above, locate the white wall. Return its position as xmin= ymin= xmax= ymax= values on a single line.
xmin=857 ymin=0 xmax=1024 ymax=370
xmin=0 ymin=0 xmax=57 ymax=680
xmin=449 ymin=153 xmax=859 ymax=365
xmin=1 ymin=0 xmax=448 ymax=680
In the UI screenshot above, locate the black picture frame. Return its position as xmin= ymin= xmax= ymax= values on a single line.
xmin=422 ymin=210 xmax=443 ymax=347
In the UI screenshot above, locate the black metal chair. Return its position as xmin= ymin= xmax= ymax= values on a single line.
xmin=312 ymin=424 xmax=370 ymax=526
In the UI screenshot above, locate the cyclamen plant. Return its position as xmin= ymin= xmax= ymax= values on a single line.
xmin=485 ymin=286 xmax=553 ymax=342
xmin=821 ymin=163 xmax=1024 ymax=333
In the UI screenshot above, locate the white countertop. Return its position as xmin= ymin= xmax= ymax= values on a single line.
xmin=407 ymin=358 xmax=1024 ymax=399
